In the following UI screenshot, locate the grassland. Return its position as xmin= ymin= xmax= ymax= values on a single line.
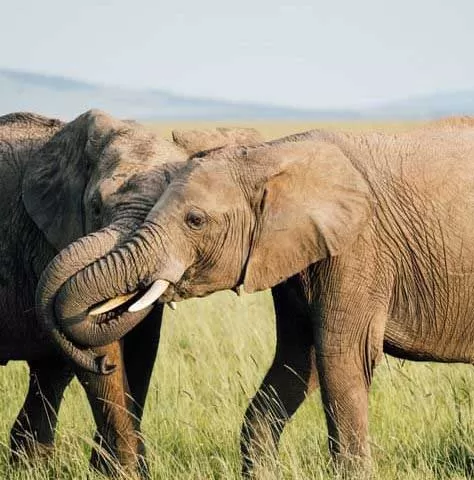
xmin=1 ymin=121 xmax=474 ymax=479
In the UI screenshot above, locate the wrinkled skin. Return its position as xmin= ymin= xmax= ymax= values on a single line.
xmin=48 ymin=116 xmax=474 ymax=476
xmin=0 ymin=110 xmax=262 ymax=477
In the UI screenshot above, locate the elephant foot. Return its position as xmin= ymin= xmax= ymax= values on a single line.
xmin=332 ymin=453 xmax=373 ymax=480
xmin=240 ymin=419 xmax=282 ymax=480
xmin=9 ymin=436 xmax=55 ymax=466
xmin=90 ymin=434 xmax=150 ymax=479
xmin=242 ymin=458 xmax=280 ymax=480
xmin=241 ymin=441 xmax=280 ymax=480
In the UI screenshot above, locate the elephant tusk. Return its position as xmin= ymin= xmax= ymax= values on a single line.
xmin=128 ymin=279 xmax=170 ymax=313
xmin=232 ymin=284 xmax=244 ymax=297
xmin=168 ymin=301 xmax=177 ymax=310
xmin=89 ymin=291 xmax=140 ymax=316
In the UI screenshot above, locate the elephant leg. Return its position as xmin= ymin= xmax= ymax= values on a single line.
xmin=316 ymin=351 xmax=371 ymax=473
xmin=75 ymin=341 xmax=147 ymax=479
xmin=315 ymin=301 xmax=385 ymax=476
xmin=119 ymin=304 xmax=164 ymax=477
xmin=123 ymin=305 xmax=163 ymax=423
xmin=241 ymin=277 xmax=318 ymax=477
xmin=10 ymin=356 xmax=74 ymax=463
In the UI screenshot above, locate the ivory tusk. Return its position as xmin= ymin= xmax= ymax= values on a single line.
xmin=128 ymin=279 xmax=170 ymax=313
xmin=168 ymin=301 xmax=177 ymax=310
xmin=89 ymin=291 xmax=139 ymax=316
xmin=235 ymin=285 xmax=244 ymax=297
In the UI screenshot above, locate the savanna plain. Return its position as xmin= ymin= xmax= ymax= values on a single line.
xmin=1 ymin=121 xmax=474 ymax=479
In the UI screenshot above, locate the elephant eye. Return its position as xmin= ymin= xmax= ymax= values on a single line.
xmin=185 ymin=210 xmax=207 ymax=230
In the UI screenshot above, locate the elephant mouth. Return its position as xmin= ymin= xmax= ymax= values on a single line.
xmin=88 ymin=280 xmax=177 ymax=318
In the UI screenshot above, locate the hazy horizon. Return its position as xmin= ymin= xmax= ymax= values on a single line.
xmin=2 ymin=1 xmax=474 ymax=109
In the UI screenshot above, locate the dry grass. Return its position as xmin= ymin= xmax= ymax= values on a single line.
xmin=148 ymin=119 xmax=422 ymax=141
xmin=1 ymin=121 xmax=473 ymax=479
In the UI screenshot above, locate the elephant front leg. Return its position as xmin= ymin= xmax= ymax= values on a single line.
xmin=315 ymin=315 xmax=384 ymax=477
xmin=75 ymin=341 xmax=147 ymax=479
xmin=10 ymin=356 xmax=74 ymax=463
xmin=241 ymin=279 xmax=318 ymax=478
xmin=317 ymin=351 xmax=371 ymax=468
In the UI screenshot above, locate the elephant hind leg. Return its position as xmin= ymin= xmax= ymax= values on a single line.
xmin=241 ymin=279 xmax=317 ymax=478
xmin=10 ymin=356 xmax=74 ymax=463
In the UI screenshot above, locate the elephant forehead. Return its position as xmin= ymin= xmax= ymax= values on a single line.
xmin=108 ymin=132 xmax=183 ymax=166
xmin=96 ymin=165 xmax=151 ymax=197
xmin=184 ymin=156 xmax=236 ymax=186
xmin=156 ymin=181 xmax=244 ymax=218
xmin=112 ymin=161 xmax=155 ymax=177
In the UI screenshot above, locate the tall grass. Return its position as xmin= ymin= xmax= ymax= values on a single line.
xmin=2 ymin=291 xmax=474 ymax=479
xmin=0 ymin=121 xmax=473 ymax=478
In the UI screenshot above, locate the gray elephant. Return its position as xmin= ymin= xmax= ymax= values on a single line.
xmin=0 ymin=110 xmax=262 ymax=477
xmin=40 ymin=116 xmax=474 ymax=476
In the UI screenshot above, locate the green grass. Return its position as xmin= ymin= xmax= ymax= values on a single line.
xmin=1 ymin=291 xmax=474 ymax=479
xmin=2 ymin=121 xmax=474 ymax=478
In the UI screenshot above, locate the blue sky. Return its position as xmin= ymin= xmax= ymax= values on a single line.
xmin=2 ymin=0 xmax=473 ymax=108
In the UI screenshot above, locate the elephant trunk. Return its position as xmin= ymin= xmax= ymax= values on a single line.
xmin=37 ymin=221 xmax=182 ymax=373
xmin=37 ymin=222 xmax=145 ymax=373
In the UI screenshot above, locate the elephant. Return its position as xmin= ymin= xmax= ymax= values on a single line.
xmin=0 ymin=110 xmax=262 ymax=477
xmin=38 ymin=115 xmax=474 ymax=476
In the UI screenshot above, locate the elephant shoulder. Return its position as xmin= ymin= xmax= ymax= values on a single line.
xmin=0 ymin=112 xmax=64 ymax=144
xmin=0 ymin=112 xmax=62 ymax=129
xmin=0 ymin=113 xmax=63 ymax=175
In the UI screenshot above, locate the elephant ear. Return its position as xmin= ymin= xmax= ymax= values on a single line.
xmin=22 ymin=109 xmax=117 ymax=250
xmin=172 ymin=127 xmax=263 ymax=155
xmin=243 ymin=141 xmax=372 ymax=292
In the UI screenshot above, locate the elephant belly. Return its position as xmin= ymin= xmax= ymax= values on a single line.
xmin=384 ymin=302 xmax=474 ymax=364
xmin=382 ymin=220 xmax=474 ymax=364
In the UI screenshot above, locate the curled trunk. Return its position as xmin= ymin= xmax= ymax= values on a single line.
xmin=37 ymin=223 xmax=147 ymax=373
xmin=37 ymin=222 xmax=169 ymax=373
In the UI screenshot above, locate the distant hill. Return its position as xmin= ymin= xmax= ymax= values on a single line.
xmin=1 ymin=68 xmax=474 ymax=121
xmin=368 ymin=91 xmax=474 ymax=119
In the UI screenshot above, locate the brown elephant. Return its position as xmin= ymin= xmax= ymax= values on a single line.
xmin=0 ymin=110 xmax=262 ymax=477
xmin=40 ymin=116 xmax=474 ymax=476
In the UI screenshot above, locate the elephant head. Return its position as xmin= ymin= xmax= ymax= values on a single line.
xmin=42 ymin=133 xmax=372 ymax=373
xmin=23 ymin=110 xmax=184 ymax=249
xmin=32 ymin=115 xmax=263 ymax=373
